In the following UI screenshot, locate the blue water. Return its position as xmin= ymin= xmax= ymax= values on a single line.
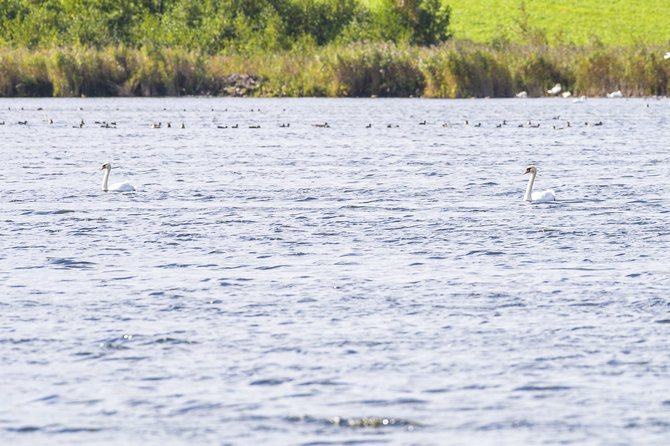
xmin=1 ymin=97 xmax=669 ymax=445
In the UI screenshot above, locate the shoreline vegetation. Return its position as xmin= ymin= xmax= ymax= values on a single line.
xmin=1 ymin=0 xmax=668 ymax=98
xmin=1 ymin=42 xmax=668 ymax=98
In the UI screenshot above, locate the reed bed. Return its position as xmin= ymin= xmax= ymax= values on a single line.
xmin=0 ymin=42 xmax=668 ymax=98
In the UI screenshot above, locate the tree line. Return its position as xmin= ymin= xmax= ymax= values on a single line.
xmin=0 ymin=0 xmax=452 ymax=52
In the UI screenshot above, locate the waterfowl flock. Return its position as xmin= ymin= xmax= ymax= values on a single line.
xmin=6 ymin=86 xmax=653 ymax=132
xmin=3 ymin=92 xmax=661 ymax=131
xmin=0 ymin=112 xmax=613 ymax=130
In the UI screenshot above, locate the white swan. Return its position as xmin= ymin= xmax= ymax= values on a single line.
xmin=547 ymin=83 xmax=562 ymax=95
xmin=524 ymin=165 xmax=556 ymax=202
xmin=100 ymin=162 xmax=135 ymax=192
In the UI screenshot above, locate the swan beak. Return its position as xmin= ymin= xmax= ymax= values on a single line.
xmin=524 ymin=168 xmax=531 ymax=174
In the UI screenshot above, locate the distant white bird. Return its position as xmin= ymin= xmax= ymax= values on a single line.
xmin=665 ymin=52 xmax=670 ymax=59
xmin=100 ymin=162 xmax=136 ymax=192
xmin=523 ymin=165 xmax=556 ymax=202
xmin=516 ymin=91 xmax=528 ymax=98
xmin=607 ymin=90 xmax=623 ymax=98
xmin=572 ymin=95 xmax=586 ymax=103
xmin=547 ymin=83 xmax=562 ymax=95
xmin=561 ymin=91 xmax=572 ymax=98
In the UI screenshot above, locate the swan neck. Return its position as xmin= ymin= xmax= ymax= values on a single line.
xmin=524 ymin=172 xmax=536 ymax=201
xmin=102 ymin=167 xmax=110 ymax=192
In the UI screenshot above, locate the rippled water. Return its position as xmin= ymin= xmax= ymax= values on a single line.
xmin=1 ymin=97 xmax=670 ymax=445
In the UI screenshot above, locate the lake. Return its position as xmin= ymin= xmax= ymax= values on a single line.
xmin=1 ymin=97 xmax=669 ymax=445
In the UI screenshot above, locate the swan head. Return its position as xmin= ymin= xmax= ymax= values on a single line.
xmin=101 ymin=162 xmax=112 ymax=171
xmin=524 ymin=165 xmax=537 ymax=175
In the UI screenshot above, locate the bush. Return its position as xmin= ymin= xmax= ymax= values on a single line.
xmin=366 ymin=0 xmax=451 ymax=45
xmin=0 ymin=0 xmax=451 ymax=53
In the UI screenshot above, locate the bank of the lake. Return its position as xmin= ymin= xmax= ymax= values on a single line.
xmin=1 ymin=41 xmax=669 ymax=98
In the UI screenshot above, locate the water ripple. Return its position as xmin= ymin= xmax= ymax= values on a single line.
xmin=1 ymin=97 xmax=669 ymax=446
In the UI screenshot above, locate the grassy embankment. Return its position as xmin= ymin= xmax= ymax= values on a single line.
xmin=0 ymin=0 xmax=669 ymax=98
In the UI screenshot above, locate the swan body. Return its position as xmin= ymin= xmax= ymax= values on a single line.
xmin=524 ymin=165 xmax=556 ymax=202
xmin=101 ymin=162 xmax=135 ymax=192
xmin=547 ymin=83 xmax=562 ymax=95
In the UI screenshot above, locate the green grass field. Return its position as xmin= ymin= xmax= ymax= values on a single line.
xmin=366 ymin=0 xmax=670 ymax=46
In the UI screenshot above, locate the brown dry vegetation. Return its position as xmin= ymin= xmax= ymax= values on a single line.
xmin=1 ymin=42 xmax=668 ymax=98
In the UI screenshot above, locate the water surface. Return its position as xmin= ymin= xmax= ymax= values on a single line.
xmin=1 ymin=97 xmax=669 ymax=445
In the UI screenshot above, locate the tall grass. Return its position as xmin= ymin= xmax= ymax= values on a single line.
xmin=0 ymin=42 xmax=668 ymax=98
xmin=0 ymin=48 xmax=52 ymax=96
xmin=323 ymin=42 xmax=424 ymax=96
xmin=420 ymin=43 xmax=514 ymax=98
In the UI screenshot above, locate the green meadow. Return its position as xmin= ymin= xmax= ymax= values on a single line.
xmin=366 ymin=0 xmax=670 ymax=46
xmin=447 ymin=0 xmax=670 ymax=46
